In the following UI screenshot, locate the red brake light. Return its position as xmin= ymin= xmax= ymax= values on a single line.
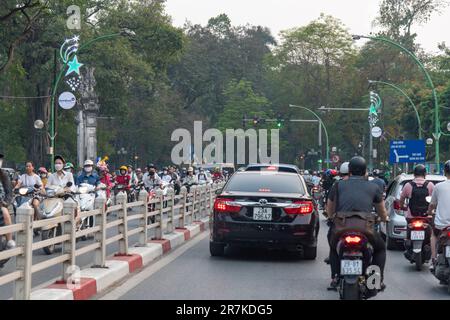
xmin=412 ymin=220 xmax=424 ymax=229
xmin=214 ymin=198 xmax=241 ymax=213
xmin=447 ymin=231 xmax=450 ymax=238
xmin=259 ymin=188 xmax=271 ymax=192
xmin=266 ymin=166 xmax=277 ymax=171
xmin=345 ymin=236 xmax=362 ymax=244
xmin=284 ymin=200 xmax=314 ymax=215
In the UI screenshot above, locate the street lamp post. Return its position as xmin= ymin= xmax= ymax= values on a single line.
xmin=50 ymin=31 xmax=132 ymax=171
xmin=353 ymin=34 xmax=440 ymax=168
xmin=368 ymin=80 xmax=423 ymax=140
xmin=289 ymin=104 xmax=330 ymax=169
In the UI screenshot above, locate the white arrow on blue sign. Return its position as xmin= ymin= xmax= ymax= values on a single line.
xmin=389 ymin=140 xmax=425 ymax=164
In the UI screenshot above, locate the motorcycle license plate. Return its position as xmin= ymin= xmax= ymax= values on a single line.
xmin=411 ymin=231 xmax=425 ymax=240
xmin=446 ymin=246 xmax=450 ymax=258
xmin=253 ymin=207 xmax=272 ymax=221
xmin=341 ymin=260 xmax=363 ymax=276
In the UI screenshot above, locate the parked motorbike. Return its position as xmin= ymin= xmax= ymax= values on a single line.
xmin=404 ymin=217 xmax=432 ymax=270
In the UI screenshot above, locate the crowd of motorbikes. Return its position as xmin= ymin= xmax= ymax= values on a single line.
xmin=305 ymin=171 xmax=450 ymax=300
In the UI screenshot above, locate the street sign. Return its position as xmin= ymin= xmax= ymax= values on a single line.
xmin=371 ymin=126 xmax=382 ymax=138
xmin=426 ymin=138 xmax=433 ymax=145
xmin=389 ymin=140 xmax=425 ymax=164
xmin=58 ymin=92 xmax=76 ymax=109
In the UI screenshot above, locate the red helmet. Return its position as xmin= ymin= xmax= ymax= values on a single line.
xmin=38 ymin=167 xmax=48 ymax=174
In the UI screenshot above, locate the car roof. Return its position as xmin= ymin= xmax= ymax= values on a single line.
xmin=244 ymin=163 xmax=301 ymax=173
xmin=394 ymin=174 xmax=447 ymax=183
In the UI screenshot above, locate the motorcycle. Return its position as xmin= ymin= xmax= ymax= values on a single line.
xmin=336 ymin=226 xmax=381 ymax=300
xmin=96 ymin=183 xmax=112 ymax=208
xmin=427 ymin=196 xmax=450 ymax=292
xmin=404 ymin=216 xmax=432 ymax=270
xmin=0 ymin=210 xmax=10 ymax=268
xmin=76 ymin=183 xmax=97 ymax=240
xmin=39 ymin=183 xmax=75 ymax=255
xmin=13 ymin=184 xmax=41 ymax=217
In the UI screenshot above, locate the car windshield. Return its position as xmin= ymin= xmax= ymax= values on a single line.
xmin=224 ymin=173 xmax=305 ymax=194
xmin=395 ymin=179 xmax=444 ymax=199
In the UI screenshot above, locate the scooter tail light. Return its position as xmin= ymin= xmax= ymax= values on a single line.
xmin=344 ymin=235 xmax=362 ymax=244
xmin=412 ymin=220 xmax=424 ymax=229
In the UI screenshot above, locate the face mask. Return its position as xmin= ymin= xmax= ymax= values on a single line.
xmin=55 ymin=164 xmax=64 ymax=171
xmin=85 ymin=166 xmax=93 ymax=173
xmin=149 ymin=171 xmax=155 ymax=176
xmin=40 ymin=174 xmax=47 ymax=178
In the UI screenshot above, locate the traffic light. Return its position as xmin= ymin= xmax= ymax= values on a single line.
xmin=276 ymin=114 xmax=283 ymax=128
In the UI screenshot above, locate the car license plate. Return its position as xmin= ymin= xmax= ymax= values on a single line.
xmin=446 ymin=246 xmax=450 ymax=258
xmin=253 ymin=207 xmax=272 ymax=221
xmin=411 ymin=231 xmax=425 ymax=240
xmin=341 ymin=260 xmax=363 ymax=276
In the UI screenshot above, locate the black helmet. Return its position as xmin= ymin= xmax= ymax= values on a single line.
xmin=147 ymin=163 xmax=155 ymax=169
xmin=413 ymin=164 xmax=426 ymax=177
xmin=349 ymin=156 xmax=367 ymax=176
xmin=444 ymin=161 xmax=450 ymax=175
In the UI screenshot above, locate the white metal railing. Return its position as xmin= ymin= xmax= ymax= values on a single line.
xmin=0 ymin=183 xmax=224 ymax=299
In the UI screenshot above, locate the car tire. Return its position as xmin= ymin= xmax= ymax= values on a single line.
xmin=303 ymin=246 xmax=317 ymax=260
xmin=386 ymin=234 xmax=397 ymax=250
xmin=210 ymin=242 xmax=225 ymax=257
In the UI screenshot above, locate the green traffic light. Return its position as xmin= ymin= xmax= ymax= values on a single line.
xmin=277 ymin=122 xmax=282 ymax=128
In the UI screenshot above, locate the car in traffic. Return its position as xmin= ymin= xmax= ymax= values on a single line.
xmin=380 ymin=173 xmax=446 ymax=250
xmin=243 ymin=163 xmax=301 ymax=175
xmin=210 ymin=169 xmax=319 ymax=259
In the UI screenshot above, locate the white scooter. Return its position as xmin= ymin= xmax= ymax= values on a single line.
xmin=76 ymin=183 xmax=97 ymax=240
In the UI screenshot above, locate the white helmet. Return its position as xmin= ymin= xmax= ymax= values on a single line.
xmin=84 ymin=159 xmax=94 ymax=166
xmin=340 ymin=162 xmax=349 ymax=175
xmin=304 ymin=170 xmax=310 ymax=175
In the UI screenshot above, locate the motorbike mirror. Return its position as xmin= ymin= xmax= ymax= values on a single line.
xmin=34 ymin=184 xmax=40 ymax=189
xmin=426 ymin=196 xmax=432 ymax=203
xmin=19 ymin=187 xmax=29 ymax=196
xmin=215 ymin=188 xmax=223 ymax=195
xmin=66 ymin=182 xmax=73 ymax=187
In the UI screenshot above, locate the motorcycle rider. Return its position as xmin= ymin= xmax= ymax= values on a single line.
xmin=427 ymin=160 xmax=450 ymax=271
xmin=371 ymin=169 xmax=387 ymax=193
xmin=127 ymin=165 xmax=139 ymax=187
xmin=38 ymin=167 xmax=49 ymax=187
xmin=197 ymin=168 xmax=209 ymax=184
xmin=168 ymin=166 xmax=181 ymax=194
xmin=183 ymin=167 xmax=198 ymax=187
xmin=326 ymin=156 xmax=388 ymax=290
xmin=212 ymin=167 xmax=224 ymax=182
xmin=47 ymin=155 xmax=76 ymax=192
xmin=136 ymin=168 xmax=144 ymax=183
xmin=311 ymin=171 xmax=321 ymax=186
xmin=64 ymin=162 xmax=75 ymax=175
xmin=14 ymin=161 xmax=45 ymax=221
xmin=400 ymin=164 xmax=434 ymax=219
xmin=161 ymin=167 xmax=172 ymax=183
xmin=76 ymin=160 xmax=100 ymax=189
xmin=143 ymin=164 xmax=162 ymax=191
xmin=98 ymin=166 xmax=113 ymax=199
xmin=0 ymin=153 xmax=15 ymax=249
xmin=115 ymin=166 xmax=132 ymax=194
xmin=339 ymin=162 xmax=350 ymax=181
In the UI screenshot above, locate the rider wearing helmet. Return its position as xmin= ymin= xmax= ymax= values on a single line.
xmin=339 ymin=162 xmax=350 ymax=181
xmin=161 ymin=166 xmax=172 ymax=183
xmin=116 ymin=165 xmax=132 ymax=191
xmin=326 ymin=156 xmax=388 ymax=290
xmin=127 ymin=165 xmax=138 ymax=187
xmin=76 ymin=160 xmax=100 ymax=188
xmin=143 ymin=164 xmax=162 ymax=191
xmin=371 ymin=169 xmax=387 ymax=193
xmin=0 ymin=152 xmax=15 ymax=249
xmin=64 ymin=162 xmax=75 ymax=175
xmin=212 ymin=167 xmax=224 ymax=182
xmin=38 ymin=167 xmax=48 ymax=187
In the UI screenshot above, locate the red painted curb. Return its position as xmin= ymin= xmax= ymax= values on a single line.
xmin=149 ymin=239 xmax=171 ymax=254
xmin=175 ymin=228 xmax=190 ymax=241
xmin=49 ymin=278 xmax=97 ymax=300
xmin=110 ymin=254 xmax=143 ymax=273
xmin=193 ymin=221 xmax=206 ymax=232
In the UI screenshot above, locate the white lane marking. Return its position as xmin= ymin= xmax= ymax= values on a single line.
xmin=98 ymin=231 xmax=209 ymax=300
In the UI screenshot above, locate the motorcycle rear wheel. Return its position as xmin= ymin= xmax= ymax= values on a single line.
xmin=341 ymin=280 xmax=361 ymax=300
xmin=414 ymin=252 xmax=423 ymax=271
xmin=42 ymin=228 xmax=56 ymax=255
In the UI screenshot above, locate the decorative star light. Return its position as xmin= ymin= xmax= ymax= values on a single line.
xmin=72 ymin=35 xmax=80 ymax=42
xmin=66 ymin=75 xmax=82 ymax=91
xmin=65 ymin=55 xmax=84 ymax=76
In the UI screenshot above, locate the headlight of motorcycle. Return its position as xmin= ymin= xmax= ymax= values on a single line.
xmin=78 ymin=186 xmax=88 ymax=194
xmin=19 ymin=188 xmax=28 ymax=196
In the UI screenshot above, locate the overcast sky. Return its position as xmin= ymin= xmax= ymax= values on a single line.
xmin=164 ymin=0 xmax=450 ymax=54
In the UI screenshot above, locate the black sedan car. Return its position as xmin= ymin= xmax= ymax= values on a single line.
xmin=210 ymin=170 xmax=319 ymax=259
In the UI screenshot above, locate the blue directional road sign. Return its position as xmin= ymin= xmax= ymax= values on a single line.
xmin=389 ymin=140 xmax=425 ymax=164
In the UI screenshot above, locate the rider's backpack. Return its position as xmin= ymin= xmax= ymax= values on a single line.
xmin=408 ymin=181 xmax=430 ymax=216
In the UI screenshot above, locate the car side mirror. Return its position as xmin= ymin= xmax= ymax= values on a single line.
xmin=215 ymin=188 xmax=223 ymax=195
